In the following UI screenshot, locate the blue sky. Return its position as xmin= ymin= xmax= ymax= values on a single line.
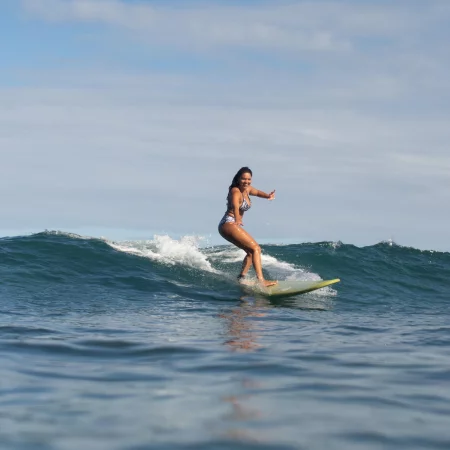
xmin=1 ymin=0 xmax=450 ymax=250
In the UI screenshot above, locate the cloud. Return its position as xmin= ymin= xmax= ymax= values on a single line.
xmin=20 ymin=0 xmax=450 ymax=53
xmin=2 ymin=68 xmax=450 ymax=248
xmin=23 ymin=0 xmax=416 ymax=52
xmin=19 ymin=1 xmax=450 ymax=99
xmin=3 ymin=1 xmax=450 ymax=250
xmin=22 ymin=0 xmax=157 ymax=27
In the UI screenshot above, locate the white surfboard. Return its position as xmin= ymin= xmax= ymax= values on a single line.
xmin=241 ymin=278 xmax=340 ymax=297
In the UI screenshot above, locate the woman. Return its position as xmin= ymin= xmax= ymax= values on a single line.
xmin=218 ymin=167 xmax=277 ymax=287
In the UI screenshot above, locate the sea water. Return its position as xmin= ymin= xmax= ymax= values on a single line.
xmin=1 ymin=231 xmax=449 ymax=449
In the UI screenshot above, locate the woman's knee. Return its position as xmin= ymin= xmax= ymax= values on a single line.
xmin=249 ymin=243 xmax=261 ymax=255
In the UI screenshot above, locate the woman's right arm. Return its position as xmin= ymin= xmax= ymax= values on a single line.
xmin=231 ymin=188 xmax=243 ymax=226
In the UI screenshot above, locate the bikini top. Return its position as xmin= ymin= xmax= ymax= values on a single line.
xmin=227 ymin=191 xmax=251 ymax=212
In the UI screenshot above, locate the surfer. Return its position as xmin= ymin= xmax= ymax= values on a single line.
xmin=218 ymin=167 xmax=277 ymax=287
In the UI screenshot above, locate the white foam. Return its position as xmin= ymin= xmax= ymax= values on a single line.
xmin=208 ymin=245 xmax=324 ymax=282
xmin=106 ymin=234 xmax=218 ymax=273
xmin=207 ymin=247 xmax=246 ymax=263
xmin=107 ymin=237 xmax=337 ymax=296
xmin=330 ymin=241 xmax=342 ymax=250
xmin=41 ymin=230 xmax=90 ymax=240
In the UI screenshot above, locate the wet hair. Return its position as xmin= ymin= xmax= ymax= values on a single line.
xmin=228 ymin=166 xmax=252 ymax=193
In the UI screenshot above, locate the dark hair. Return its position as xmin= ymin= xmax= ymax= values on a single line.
xmin=228 ymin=166 xmax=252 ymax=192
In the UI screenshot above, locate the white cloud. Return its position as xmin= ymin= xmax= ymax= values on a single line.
xmin=2 ymin=69 xmax=450 ymax=249
xmin=22 ymin=0 xmax=157 ymax=27
xmin=3 ymin=1 xmax=450 ymax=250
xmin=19 ymin=0 xmax=450 ymax=101
xmin=20 ymin=0 xmax=450 ymax=55
xmin=24 ymin=0 xmax=424 ymax=52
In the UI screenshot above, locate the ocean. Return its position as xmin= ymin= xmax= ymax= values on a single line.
xmin=1 ymin=230 xmax=449 ymax=449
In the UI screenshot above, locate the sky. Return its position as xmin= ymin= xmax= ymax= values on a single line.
xmin=1 ymin=0 xmax=450 ymax=250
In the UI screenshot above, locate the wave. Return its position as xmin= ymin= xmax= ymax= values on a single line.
xmin=1 ymin=230 xmax=449 ymax=308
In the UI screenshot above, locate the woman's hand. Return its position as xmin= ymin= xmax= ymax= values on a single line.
xmin=235 ymin=219 xmax=244 ymax=227
xmin=268 ymin=190 xmax=276 ymax=200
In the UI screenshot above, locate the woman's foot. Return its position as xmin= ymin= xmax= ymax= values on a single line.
xmin=260 ymin=279 xmax=278 ymax=287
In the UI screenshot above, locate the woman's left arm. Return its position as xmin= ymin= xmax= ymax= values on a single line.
xmin=249 ymin=187 xmax=276 ymax=200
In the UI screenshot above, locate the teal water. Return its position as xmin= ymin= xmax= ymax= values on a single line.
xmin=1 ymin=231 xmax=449 ymax=449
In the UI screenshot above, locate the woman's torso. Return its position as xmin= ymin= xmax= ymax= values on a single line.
xmin=225 ymin=189 xmax=251 ymax=218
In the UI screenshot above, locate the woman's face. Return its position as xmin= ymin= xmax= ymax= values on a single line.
xmin=238 ymin=172 xmax=252 ymax=189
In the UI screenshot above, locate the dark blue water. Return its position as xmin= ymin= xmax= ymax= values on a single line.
xmin=1 ymin=231 xmax=449 ymax=449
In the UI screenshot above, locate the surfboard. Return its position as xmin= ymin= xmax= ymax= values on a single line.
xmin=240 ymin=278 xmax=340 ymax=297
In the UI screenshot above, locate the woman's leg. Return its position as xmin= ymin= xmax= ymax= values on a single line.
xmin=239 ymin=252 xmax=252 ymax=279
xmin=219 ymin=224 xmax=277 ymax=287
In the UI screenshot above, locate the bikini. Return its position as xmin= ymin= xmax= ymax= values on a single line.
xmin=218 ymin=193 xmax=251 ymax=227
